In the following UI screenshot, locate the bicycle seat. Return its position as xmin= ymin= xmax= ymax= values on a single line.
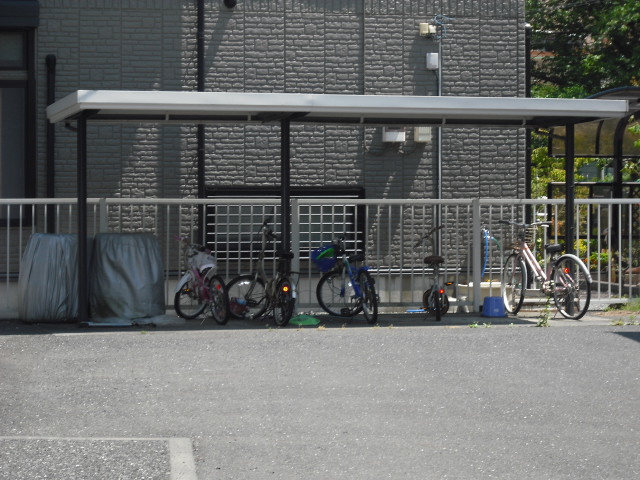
xmin=544 ymin=244 xmax=563 ymax=255
xmin=349 ymin=253 xmax=365 ymax=263
xmin=424 ymin=255 xmax=445 ymax=266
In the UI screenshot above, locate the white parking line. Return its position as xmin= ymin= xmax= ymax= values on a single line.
xmin=0 ymin=436 xmax=197 ymax=480
xmin=169 ymin=438 xmax=198 ymax=480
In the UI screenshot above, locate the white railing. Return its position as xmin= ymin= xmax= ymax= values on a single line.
xmin=2 ymin=197 xmax=639 ymax=317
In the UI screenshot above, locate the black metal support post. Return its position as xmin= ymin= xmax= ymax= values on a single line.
xmin=46 ymin=54 xmax=57 ymax=233
xmin=280 ymin=119 xmax=291 ymax=253
xmin=565 ymin=123 xmax=575 ymax=255
xmin=196 ymin=0 xmax=205 ymax=200
xmin=77 ymin=113 xmax=89 ymax=323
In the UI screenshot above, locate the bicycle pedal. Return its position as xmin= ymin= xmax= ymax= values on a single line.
xmin=340 ymin=308 xmax=351 ymax=316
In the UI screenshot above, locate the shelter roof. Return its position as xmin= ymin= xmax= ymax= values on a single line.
xmin=47 ymin=90 xmax=630 ymax=128
xmin=550 ymin=86 xmax=640 ymax=158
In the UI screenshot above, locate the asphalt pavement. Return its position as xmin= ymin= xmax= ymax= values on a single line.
xmin=1 ymin=308 xmax=639 ymax=479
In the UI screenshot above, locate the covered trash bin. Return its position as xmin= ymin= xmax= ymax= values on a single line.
xmin=18 ymin=233 xmax=85 ymax=323
xmin=90 ymin=233 xmax=165 ymax=320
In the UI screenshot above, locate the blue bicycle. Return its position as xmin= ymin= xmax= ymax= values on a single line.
xmin=313 ymin=238 xmax=378 ymax=324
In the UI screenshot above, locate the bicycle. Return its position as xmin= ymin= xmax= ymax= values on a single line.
xmin=499 ymin=219 xmax=592 ymax=319
xmin=225 ymin=219 xmax=295 ymax=327
xmin=174 ymin=237 xmax=229 ymax=324
xmin=312 ymin=237 xmax=378 ymax=324
xmin=414 ymin=225 xmax=451 ymax=322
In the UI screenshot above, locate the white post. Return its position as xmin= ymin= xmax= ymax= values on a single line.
xmin=99 ymin=197 xmax=108 ymax=233
xmin=472 ymin=198 xmax=482 ymax=312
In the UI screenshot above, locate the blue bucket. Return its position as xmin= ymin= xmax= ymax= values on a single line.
xmin=482 ymin=296 xmax=506 ymax=317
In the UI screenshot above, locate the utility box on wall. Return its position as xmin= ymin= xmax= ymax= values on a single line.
xmin=426 ymin=52 xmax=439 ymax=70
xmin=382 ymin=127 xmax=406 ymax=143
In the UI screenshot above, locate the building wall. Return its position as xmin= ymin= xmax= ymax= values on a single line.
xmin=36 ymin=0 xmax=527 ymax=201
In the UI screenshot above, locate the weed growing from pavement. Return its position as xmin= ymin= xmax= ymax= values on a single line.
xmin=610 ymin=316 xmax=640 ymax=326
xmin=536 ymin=297 xmax=552 ymax=327
xmin=469 ymin=321 xmax=492 ymax=328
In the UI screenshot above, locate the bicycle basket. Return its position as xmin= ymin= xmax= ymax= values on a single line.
xmin=311 ymin=244 xmax=337 ymax=272
xmin=505 ymin=227 xmax=535 ymax=251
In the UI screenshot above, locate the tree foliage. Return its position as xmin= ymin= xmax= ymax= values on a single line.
xmin=527 ymin=0 xmax=640 ymax=96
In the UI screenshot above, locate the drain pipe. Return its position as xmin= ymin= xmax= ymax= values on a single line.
xmin=46 ymin=54 xmax=56 ymax=233
xmin=196 ymin=0 xmax=205 ymax=199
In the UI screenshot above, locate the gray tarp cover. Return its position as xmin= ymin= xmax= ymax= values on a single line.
xmin=18 ymin=234 xmax=81 ymax=322
xmin=90 ymin=233 xmax=165 ymax=321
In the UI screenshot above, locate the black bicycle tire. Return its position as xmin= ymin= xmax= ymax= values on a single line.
xmin=552 ymin=255 xmax=592 ymax=320
xmin=316 ymin=269 xmax=360 ymax=317
xmin=273 ymin=277 xmax=295 ymax=327
xmin=435 ymin=289 xmax=442 ymax=322
xmin=207 ymin=274 xmax=229 ymax=325
xmin=174 ymin=276 xmax=207 ymax=320
xmin=423 ymin=288 xmax=450 ymax=319
xmin=502 ymin=254 xmax=526 ymax=314
xmin=358 ymin=270 xmax=378 ymax=324
xmin=226 ymin=274 xmax=267 ymax=320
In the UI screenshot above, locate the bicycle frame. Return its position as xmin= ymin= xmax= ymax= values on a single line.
xmin=336 ymin=254 xmax=367 ymax=300
xmin=518 ymin=240 xmax=549 ymax=285
xmin=250 ymin=222 xmax=291 ymax=302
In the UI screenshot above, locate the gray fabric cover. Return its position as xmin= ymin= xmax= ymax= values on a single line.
xmin=90 ymin=233 xmax=165 ymax=320
xmin=18 ymin=234 xmax=81 ymax=322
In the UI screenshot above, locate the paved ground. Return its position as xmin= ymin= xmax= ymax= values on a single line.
xmin=1 ymin=308 xmax=639 ymax=479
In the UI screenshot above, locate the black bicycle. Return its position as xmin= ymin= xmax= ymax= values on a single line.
xmin=226 ymin=219 xmax=295 ymax=327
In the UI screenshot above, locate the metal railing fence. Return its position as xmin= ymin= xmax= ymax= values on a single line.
xmin=2 ymin=197 xmax=638 ymax=316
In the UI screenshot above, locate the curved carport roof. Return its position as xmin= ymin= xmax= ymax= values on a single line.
xmin=46 ymin=90 xmax=630 ymax=322
xmin=549 ymin=86 xmax=640 ymax=199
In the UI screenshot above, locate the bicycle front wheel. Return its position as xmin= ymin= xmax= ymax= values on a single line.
xmin=316 ymin=269 xmax=360 ymax=317
xmin=174 ymin=275 xmax=207 ymax=320
xmin=226 ymin=274 xmax=267 ymax=320
xmin=273 ymin=277 xmax=295 ymax=327
xmin=552 ymin=255 xmax=591 ymax=320
xmin=207 ymin=275 xmax=229 ymax=325
xmin=502 ymin=254 xmax=527 ymax=314
xmin=357 ymin=270 xmax=378 ymax=324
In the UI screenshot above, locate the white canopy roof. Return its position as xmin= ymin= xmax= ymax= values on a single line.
xmin=47 ymin=90 xmax=630 ymax=128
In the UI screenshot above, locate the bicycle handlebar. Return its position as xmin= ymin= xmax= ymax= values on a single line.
xmin=414 ymin=225 xmax=443 ymax=248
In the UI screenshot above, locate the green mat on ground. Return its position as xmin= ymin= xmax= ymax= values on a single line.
xmin=290 ymin=314 xmax=321 ymax=326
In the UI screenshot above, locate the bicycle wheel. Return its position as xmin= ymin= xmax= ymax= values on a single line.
xmin=502 ymin=254 xmax=526 ymax=314
xmin=422 ymin=287 xmax=450 ymax=320
xmin=273 ymin=277 xmax=295 ymax=327
xmin=357 ymin=270 xmax=378 ymax=324
xmin=552 ymin=255 xmax=591 ymax=320
xmin=226 ymin=274 xmax=267 ymax=320
xmin=316 ymin=269 xmax=360 ymax=317
xmin=207 ymin=275 xmax=229 ymax=325
xmin=174 ymin=274 xmax=207 ymax=320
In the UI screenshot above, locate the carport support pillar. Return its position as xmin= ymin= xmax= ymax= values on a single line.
xmin=565 ymin=123 xmax=575 ymax=256
xmin=77 ymin=113 xmax=89 ymax=324
xmin=280 ymin=119 xmax=291 ymax=253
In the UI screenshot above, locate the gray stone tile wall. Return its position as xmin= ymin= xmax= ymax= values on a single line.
xmin=36 ymin=0 xmax=527 ymax=201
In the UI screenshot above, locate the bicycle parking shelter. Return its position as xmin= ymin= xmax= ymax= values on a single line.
xmin=46 ymin=91 xmax=632 ymax=323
